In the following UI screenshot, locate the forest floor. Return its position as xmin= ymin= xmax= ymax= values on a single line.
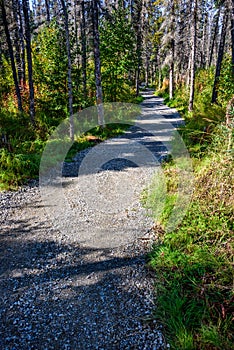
xmin=0 ymin=90 xmax=184 ymax=350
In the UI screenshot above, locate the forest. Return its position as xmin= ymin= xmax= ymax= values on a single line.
xmin=0 ymin=0 xmax=233 ymax=186
xmin=0 ymin=0 xmax=234 ymax=349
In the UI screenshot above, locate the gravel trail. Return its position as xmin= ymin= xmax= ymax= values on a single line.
xmin=0 ymin=90 xmax=183 ymax=349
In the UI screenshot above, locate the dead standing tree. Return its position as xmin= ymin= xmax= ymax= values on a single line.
xmin=92 ymin=0 xmax=105 ymax=126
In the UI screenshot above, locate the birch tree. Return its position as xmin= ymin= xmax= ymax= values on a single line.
xmin=92 ymin=0 xmax=104 ymax=126
xmin=229 ymin=0 xmax=234 ymax=74
xmin=188 ymin=0 xmax=197 ymax=112
xmin=212 ymin=5 xmax=229 ymax=103
xmin=61 ymin=0 xmax=74 ymax=140
xmin=22 ymin=0 xmax=35 ymax=125
xmin=0 ymin=0 xmax=23 ymax=112
xmin=80 ymin=0 xmax=87 ymax=100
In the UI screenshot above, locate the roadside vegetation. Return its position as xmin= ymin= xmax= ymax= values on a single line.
xmin=0 ymin=2 xmax=144 ymax=191
xmin=0 ymin=119 xmax=139 ymax=190
xmin=147 ymin=58 xmax=234 ymax=349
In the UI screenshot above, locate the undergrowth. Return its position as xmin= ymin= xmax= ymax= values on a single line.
xmin=0 ymin=119 xmax=134 ymax=190
xmin=0 ymin=83 xmax=143 ymax=190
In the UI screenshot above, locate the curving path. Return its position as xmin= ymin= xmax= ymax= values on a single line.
xmin=0 ymin=90 xmax=183 ymax=350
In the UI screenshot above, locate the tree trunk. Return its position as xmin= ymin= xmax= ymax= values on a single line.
xmin=211 ymin=10 xmax=228 ymax=104
xmin=169 ymin=0 xmax=175 ymax=100
xmin=81 ymin=0 xmax=87 ymax=100
xmin=188 ymin=0 xmax=197 ymax=112
xmin=230 ymin=0 xmax=234 ymax=75
xmin=145 ymin=50 xmax=149 ymax=87
xmin=186 ymin=52 xmax=191 ymax=87
xmin=208 ymin=8 xmax=220 ymax=67
xmin=135 ymin=0 xmax=142 ymax=96
xmin=169 ymin=63 xmax=174 ymax=99
xmin=201 ymin=12 xmax=208 ymax=68
xmin=61 ymin=0 xmax=74 ymax=141
xmin=1 ymin=0 xmax=23 ymax=112
xmin=18 ymin=1 xmax=26 ymax=85
xmin=45 ymin=0 xmax=50 ymax=23
xmin=130 ymin=0 xmax=134 ymax=22
xmin=92 ymin=0 xmax=105 ymax=126
xmin=12 ymin=0 xmax=22 ymax=86
xmin=158 ymin=66 xmax=162 ymax=90
xmin=22 ymin=0 xmax=35 ymax=125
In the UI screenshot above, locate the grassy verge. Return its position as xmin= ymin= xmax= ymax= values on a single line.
xmin=148 ymin=71 xmax=234 ymax=349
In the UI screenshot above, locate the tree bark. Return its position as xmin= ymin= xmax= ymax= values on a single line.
xmin=1 ymin=0 xmax=23 ymax=112
xmin=208 ymin=8 xmax=220 ymax=68
xmin=201 ymin=12 xmax=208 ymax=68
xmin=18 ymin=1 xmax=26 ymax=85
xmin=12 ymin=0 xmax=22 ymax=86
xmin=188 ymin=0 xmax=197 ymax=112
xmin=61 ymin=0 xmax=74 ymax=141
xmin=81 ymin=0 xmax=87 ymax=100
xmin=92 ymin=0 xmax=105 ymax=126
xmin=45 ymin=0 xmax=50 ymax=23
xmin=169 ymin=0 xmax=175 ymax=100
xmin=158 ymin=66 xmax=162 ymax=90
xmin=22 ymin=0 xmax=36 ymax=125
xmin=134 ymin=0 xmax=142 ymax=96
xmin=230 ymin=0 xmax=234 ymax=75
xmin=145 ymin=50 xmax=150 ymax=87
xmin=211 ymin=10 xmax=228 ymax=104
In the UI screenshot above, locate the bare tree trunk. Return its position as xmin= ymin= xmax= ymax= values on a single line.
xmin=73 ymin=1 xmax=80 ymax=70
xmin=45 ymin=0 xmax=50 ymax=23
xmin=212 ymin=10 xmax=228 ymax=104
xmin=230 ymin=0 xmax=234 ymax=75
xmin=18 ymin=1 xmax=26 ymax=85
xmin=201 ymin=12 xmax=208 ymax=68
xmin=208 ymin=8 xmax=220 ymax=67
xmin=188 ymin=0 xmax=197 ymax=112
xmin=169 ymin=63 xmax=174 ymax=99
xmin=186 ymin=52 xmax=191 ymax=87
xmin=130 ymin=0 xmax=134 ymax=22
xmin=22 ymin=0 xmax=35 ymax=125
xmin=92 ymin=0 xmax=105 ymax=126
xmin=158 ymin=66 xmax=162 ymax=90
xmin=145 ymin=50 xmax=149 ymax=87
xmin=134 ymin=0 xmax=142 ymax=96
xmin=81 ymin=0 xmax=87 ymax=100
xmin=61 ymin=0 xmax=74 ymax=141
xmin=169 ymin=0 xmax=175 ymax=100
xmin=12 ymin=0 xmax=22 ymax=86
xmin=1 ymin=0 xmax=23 ymax=112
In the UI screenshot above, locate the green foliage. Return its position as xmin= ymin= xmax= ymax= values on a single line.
xmin=100 ymin=7 xmax=137 ymax=102
xmin=159 ymin=67 xmax=228 ymax=158
xmin=32 ymin=22 xmax=68 ymax=125
xmin=0 ymin=148 xmax=41 ymax=190
xmin=0 ymin=56 xmax=13 ymax=99
xmin=0 ymin=110 xmax=45 ymax=189
xmin=218 ymin=55 xmax=234 ymax=107
xmin=0 ymin=3 xmax=146 ymax=190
